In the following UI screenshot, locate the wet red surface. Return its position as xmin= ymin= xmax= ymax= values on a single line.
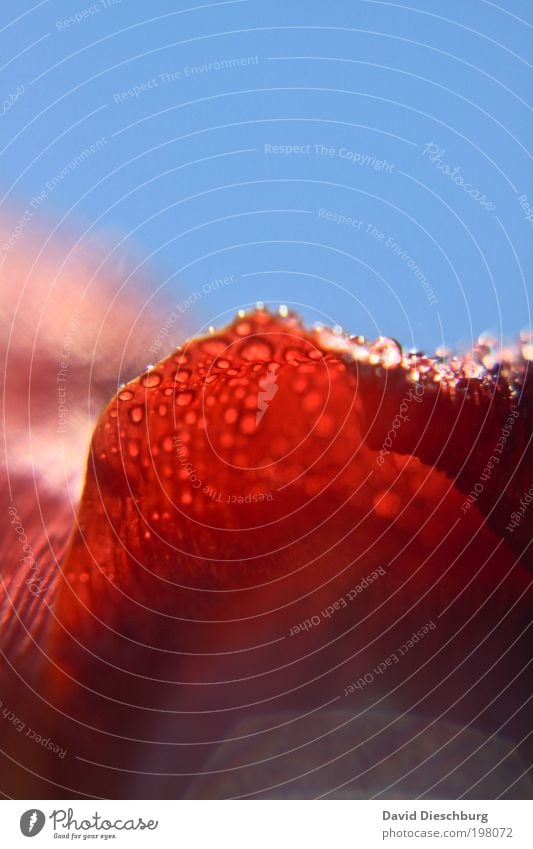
xmin=2 ymin=307 xmax=532 ymax=799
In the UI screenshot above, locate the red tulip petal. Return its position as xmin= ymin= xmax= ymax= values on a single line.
xmin=49 ymin=311 xmax=531 ymax=688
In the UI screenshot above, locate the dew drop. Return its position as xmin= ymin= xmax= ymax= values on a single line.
xmin=224 ymin=407 xmax=239 ymax=424
xmin=118 ymin=389 xmax=134 ymax=401
xmin=240 ymin=340 xmax=273 ymax=362
xmin=522 ymin=343 xmax=533 ymax=362
xmin=127 ymin=440 xmax=140 ymax=458
xmin=203 ymin=339 xmax=227 ymax=357
xmin=130 ymin=405 xmax=144 ymax=424
xmin=141 ymin=371 xmax=162 ymax=388
xmin=284 ymin=347 xmax=303 ymax=365
xmin=216 ymin=358 xmax=231 ymax=369
xmin=235 ymin=320 xmax=252 ymax=337
xmin=368 ymin=337 xmax=403 ymax=368
xmin=174 ymin=368 xmax=191 ymax=384
xmin=176 ymin=390 xmax=195 ymax=406
xmin=240 ymin=413 xmax=257 ymax=434
xmin=315 ymin=327 xmax=352 ymax=355
xmin=244 ymin=393 xmax=259 ymax=409
xmin=463 ymin=360 xmax=486 ymax=379
xmin=302 ymin=392 xmax=323 ymax=413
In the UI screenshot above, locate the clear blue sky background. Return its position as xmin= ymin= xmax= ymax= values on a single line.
xmin=1 ymin=0 xmax=532 ymax=354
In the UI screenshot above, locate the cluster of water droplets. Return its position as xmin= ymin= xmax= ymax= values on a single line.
xmin=310 ymin=318 xmax=532 ymax=393
xmin=111 ymin=308 xmax=532 ymax=438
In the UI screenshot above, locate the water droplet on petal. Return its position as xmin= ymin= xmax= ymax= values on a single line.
xmin=235 ymin=321 xmax=252 ymax=337
xmin=303 ymin=392 xmax=323 ymax=413
xmin=522 ymin=343 xmax=533 ymax=362
xmin=130 ymin=405 xmax=144 ymax=424
xmin=174 ymin=368 xmax=191 ymax=384
xmin=463 ymin=360 xmax=486 ymax=379
xmin=203 ymin=339 xmax=228 ymax=357
xmin=224 ymin=407 xmax=239 ymax=424
xmin=368 ymin=337 xmax=403 ymax=368
xmin=284 ymin=347 xmax=303 ymax=365
xmin=315 ymin=326 xmax=352 ymax=355
xmin=127 ymin=440 xmax=140 ymax=458
xmin=118 ymin=389 xmax=134 ymax=401
xmin=141 ymin=371 xmax=162 ymax=388
xmin=349 ymin=337 xmax=369 ymax=361
xmin=240 ymin=340 xmax=273 ymax=362
xmin=176 ymin=390 xmax=195 ymax=406
xmin=240 ymin=413 xmax=257 ymax=434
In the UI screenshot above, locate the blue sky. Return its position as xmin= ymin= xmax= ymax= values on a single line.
xmin=2 ymin=0 xmax=532 ymax=353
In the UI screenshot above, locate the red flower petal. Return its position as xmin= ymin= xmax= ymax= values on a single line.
xmin=3 ymin=302 xmax=532 ymax=799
